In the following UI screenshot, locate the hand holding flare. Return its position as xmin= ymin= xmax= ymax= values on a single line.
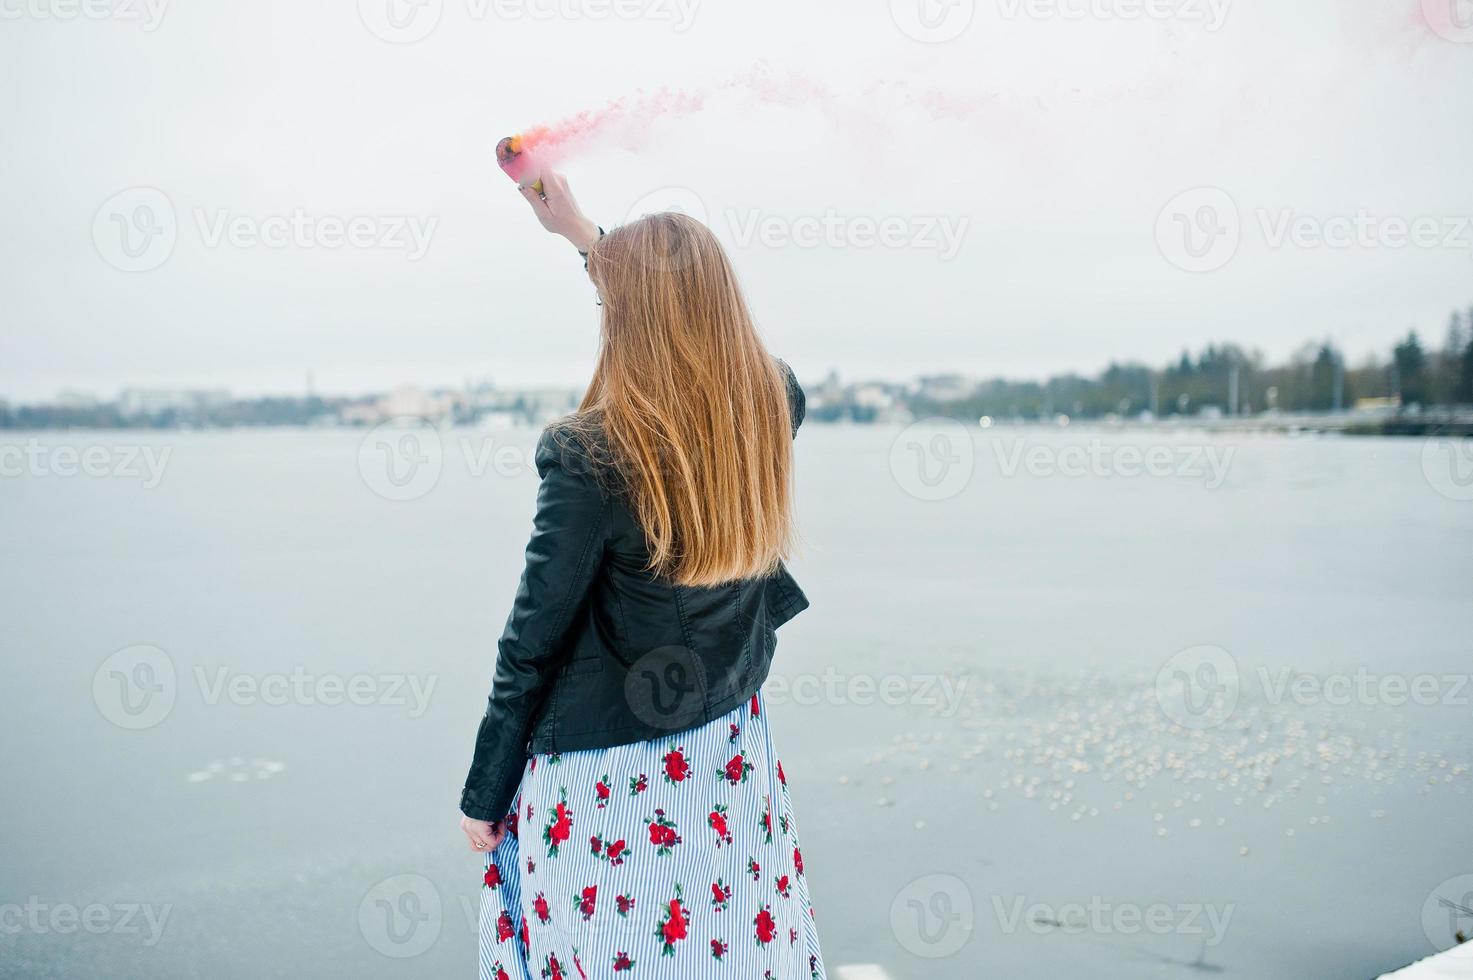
xmin=496 ymin=135 xmax=545 ymax=195
xmin=497 ymin=134 xmax=600 ymax=253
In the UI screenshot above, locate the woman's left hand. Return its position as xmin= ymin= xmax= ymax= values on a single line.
xmin=461 ymin=814 xmax=505 ymax=852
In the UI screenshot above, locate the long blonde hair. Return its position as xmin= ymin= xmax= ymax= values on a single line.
xmin=574 ymin=212 xmax=795 ymax=587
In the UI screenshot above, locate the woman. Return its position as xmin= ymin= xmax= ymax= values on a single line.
xmin=459 ymin=172 xmax=826 ymax=980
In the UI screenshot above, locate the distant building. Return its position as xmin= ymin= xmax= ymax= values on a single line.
xmin=117 ymin=388 xmax=231 ymax=419
xmin=380 ymin=385 xmax=451 ymax=421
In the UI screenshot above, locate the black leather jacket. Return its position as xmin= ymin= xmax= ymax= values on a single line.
xmin=459 ymin=361 xmax=809 ymax=822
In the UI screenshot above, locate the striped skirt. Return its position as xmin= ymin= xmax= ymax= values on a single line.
xmin=477 ymin=690 xmax=826 ymax=979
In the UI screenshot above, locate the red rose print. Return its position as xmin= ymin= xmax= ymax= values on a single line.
xmin=484 ymin=863 xmax=502 ymax=889
xmin=629 ymin=774 xmax=648 ymax=796
xmin=794 ymin=846 xmax=805 ymax=876
xmin=755 ymin=905 xmax=777 ymax=945
xmin=615 ymin=893 xmax=635 ymax=917
xmin=662 ymin=745 xmax=691 ymax=784
xmin=526 ymin=857 xmax=536 ymax=875
xmin=612 ymin=951 xmax=635 ymax=972
xmin=595 ymin=775 xmax=612 ymax=808
xmin=574 ymin=951 xmax=587 ymax=979
xmin=790 ymin=926 xmax=798 ymax=945
xmin=750 ymin=694 xmax=760 ymax=716
xmin=775 ymin=874 xmax=791 ymax=898
xmin=495 ymin=965 xmax=511 ymax=980
xmin=573 ymin=884 xmax=597 ymax=921
xmin=541 ymin=790 xmax=573 ymax=857
xmin=541 ymin=954 xmax=564 ymax=980
xmin=729 ymin=722 xmax=741 ymax=743
xmin=777 ymin=759 xmax=787 ymax=786
xmin=720 ymin=753 xmax=754 ymax=785
xmin=533 ymin=892 xmax=551 ymax=923
xmin=653 ymin=884 xmax=688 ymax=956
xmin=747 ymin=857 xmax=761 ymax=881
xmin=708 ymin=803 xmax=733 ymax=846
xmin=644 ymin=809 xmax=682 ymax=856
xmin=520 ymin=918 xmax=529 ymax=951
xmin=711 ymin=937 xmax=729 ymax=960
xmin=605 ymin=839 xmax=627 ymax=864
xmin=496 ymin=911 xmax=514 ymax=942
xmin=711 ymin=877 xmax=732 ymax=911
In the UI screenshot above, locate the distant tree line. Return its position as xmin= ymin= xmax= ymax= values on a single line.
xmin=913 ymin=304 xmax=1473 ymax=421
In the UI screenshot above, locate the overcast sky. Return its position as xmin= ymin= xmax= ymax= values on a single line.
xmin=2 ymin=0 xmax=1471 ymax=401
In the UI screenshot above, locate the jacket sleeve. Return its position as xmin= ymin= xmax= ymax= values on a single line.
xmin=777 ymin=358 xmax=805 ymax=437
xmin=460 ymin=428 xmax=611 ymax=822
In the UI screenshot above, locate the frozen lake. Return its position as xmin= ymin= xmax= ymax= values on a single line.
xmin=1 ymin=423 xmax=1470 ymax=978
